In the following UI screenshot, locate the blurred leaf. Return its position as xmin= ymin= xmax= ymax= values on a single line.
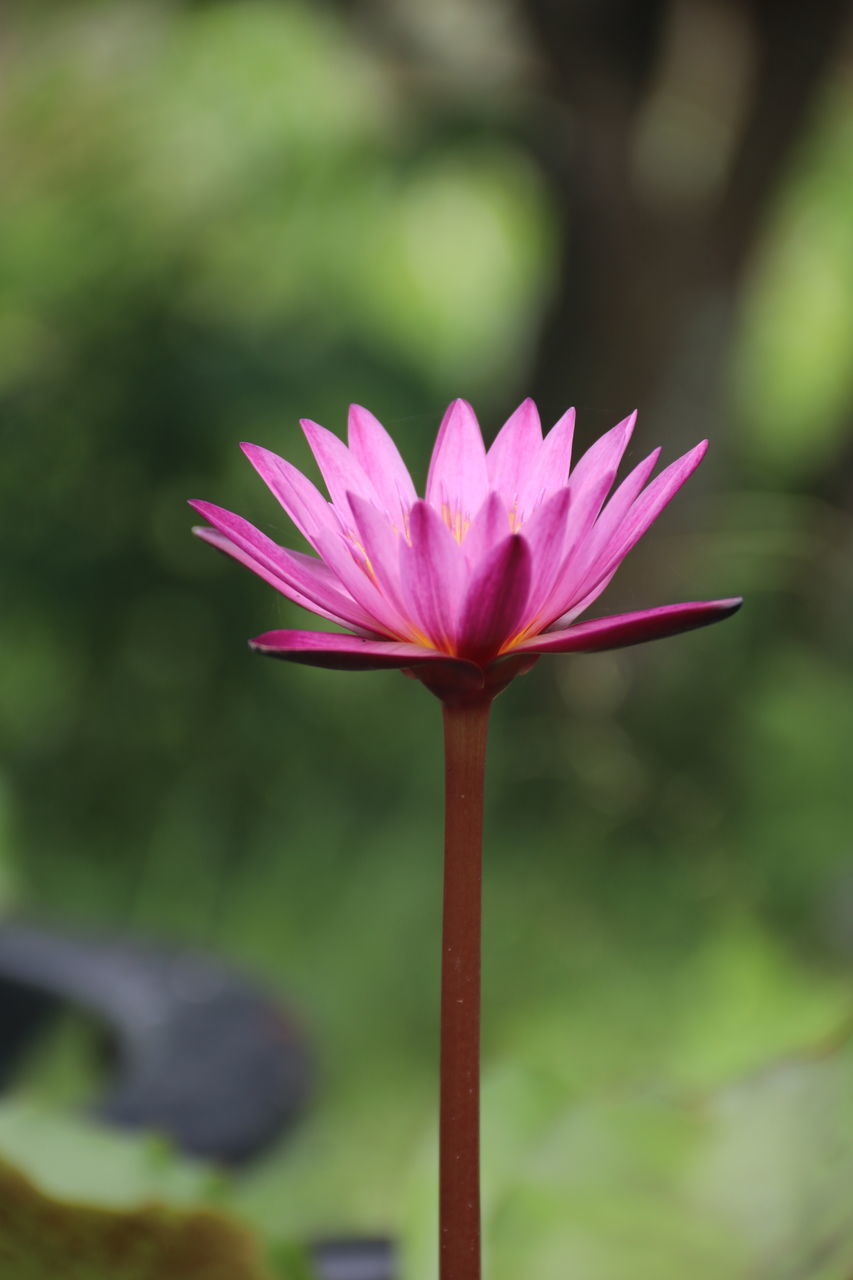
xmin=405 ymin=1025 xmax=853 ymax=1280
xmin=732 ymin=79 xmax=853 ymax=477
xmin=0 ymin=1101 xmax=219 ymax=1209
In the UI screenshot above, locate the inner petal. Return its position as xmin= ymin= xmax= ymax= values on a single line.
xmin=425 ymin=400 xmax=489 ymax=540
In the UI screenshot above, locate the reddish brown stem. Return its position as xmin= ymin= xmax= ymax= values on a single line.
xmin=439 ymin=695 xmax=492 ymax=1280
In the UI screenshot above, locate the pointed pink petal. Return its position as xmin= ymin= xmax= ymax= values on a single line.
xmin=515 ymin=407 xmax=575 ymax=517
xmin=565 ymin=440 xmax=709 ymax=616
xmin=240 ymin=443 xmax=337 ymax=549
xmin=515 ymin=486 xmax=572 ymax=617
xmin=566 ymin=412 xmax=636 ymax=502
xmin=250 ymin=630 xmax=482 ymax=681
xmin=399 ymin=500 xmax=467 ymax=652
xmin=300 ymin=418 xmax=381 ymax=523
xmin=347 ymin=492 xmax=411 ymax=620
xmin=458 ymin=534 xmax=531 ymax=663
xmin=521 ymin=415 xmax=640 ymax=628
xmin=535 ymin=432 xmax=633 ymax=606
xmin=548 ymin=441 xmax=707 ymax=628
xmin=544 ymin=447 xmax=662 ymax=624
xmin=462 ymin=491 xmax=511 ymax=569
xmin=585 ymin=447 xmax=662 ymax=558
xmin=486 ymin=399 xmax=543 ymax=506
xmin=537 ymin=405 xmax=577 ymax=488
xmin=516 ymin=599 xmax=742 ymax=655
xmin=193 ymin=526 xmax=358 ymax=628
xmin=425 ymin=400 xmax=489 ymax=528
xmin=607 ymin=440 xmax=708 ymax=563
xmin=311 ymin=525 xmax=416 ymax=640
xmin=189 ymin=501 xmax=376 ymax=630
xmin=347 ymin=405 xmax=417 ymax=529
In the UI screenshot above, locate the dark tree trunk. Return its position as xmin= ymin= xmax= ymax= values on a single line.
xmin=521 ymin=0 xmax=851 ymax=462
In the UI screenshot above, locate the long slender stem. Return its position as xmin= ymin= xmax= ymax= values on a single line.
xmin=439 ymin=695 xmax=492 ymax=1280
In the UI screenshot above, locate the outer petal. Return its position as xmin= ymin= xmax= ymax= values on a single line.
xmin=425 ymin=399 xmax=489 ymax=529
xmin=300 ymin=418 xmax=382 ymax=524
xmin=486 ymin=399 xmax=542 ymax=506
xmin=545 ymin=447 xmax=662 ymax=625
xmin=516 ymin=599 xmax=742 ymax=654
xmin=525 ymin=440 xmax=634 ymax=630
xmin=581 ymin=447 xmax=662 ymax=565
xmin=515 ymin=406 xmax=575 ymax=517
xmin=193 ymin=526 xmax=358 ymax=629
xmin=564 ymin=412 xmax=635 ymax=507
xmin=347 ymin=405 xmax=417 ymax=530
xmin=458 ymin=534 xmax=531 ymax=664
xmin=240 ymin=443 xmax=337 ymax=549
xmin=601 ymin=440 xmax=707 ymax=570
xmin=556 ymin=440 xmax=709 ymax=623
xmin=399 ymin=500 xmax=467 ymax=651
xmin=250 ymin=629 xmax=481 ymax=680
xmin=188 ymin=501 xmax=376 ymax=631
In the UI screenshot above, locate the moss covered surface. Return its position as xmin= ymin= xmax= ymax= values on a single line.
xmin=0 ymin=1159 xmax=276 ymax=1280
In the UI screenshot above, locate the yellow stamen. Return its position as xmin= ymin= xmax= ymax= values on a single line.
xmin=441 ymin=504 xmax=471 ymax=544
xmin=348 ymin=536 xmax=378 ymax=584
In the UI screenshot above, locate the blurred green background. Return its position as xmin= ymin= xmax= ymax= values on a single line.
xmin=1 ymin=2 xmax=853 ymax=1277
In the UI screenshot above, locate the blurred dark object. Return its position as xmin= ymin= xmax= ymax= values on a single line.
xmin=311 ymin=1238 xmax=397 ymax=1280
xmin=0 ymin=920 xmax=311 ymax=1164
xmin=0 ymin=978 xmax=56 ymax=1092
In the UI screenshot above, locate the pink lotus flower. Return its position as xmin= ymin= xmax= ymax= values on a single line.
xmin=190 ymin=399 xmax=740 ymax=700
xmin=191 ymin=396 xmax=740 ymax=1280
